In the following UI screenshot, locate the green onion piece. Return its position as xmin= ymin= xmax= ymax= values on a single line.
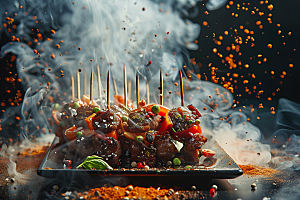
xmin=172 ymin=127 xmax=176 ymax=132
xmin=183 ymin=114 xmax=186 ymax=119
xmin=122 ymin=116 xmax=128 ymax=122
xmin=76 ymin=131 xmax=83 ymax=139
xmin=53 ymin=103 xmax=61 ymax=110
xmin=188 ymin=120 xmax=193 ymax=125
xmin=93 ymin=107 xmax=100 ymax=113
xmin=173 ymin=158 xmax=181 ymax=166
xmin=151 ymin=105 xmax=160 ymax=114
xmin=195 ymin=119 xmax=201 ymax=125
xmin=59 ymin=121 xmax=65 ymax=127
xmin=73 ymin=102 xmax=80 ymax=109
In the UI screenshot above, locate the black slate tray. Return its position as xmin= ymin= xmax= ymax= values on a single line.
xmin=37 ymin=136 xmax=243 ymax=179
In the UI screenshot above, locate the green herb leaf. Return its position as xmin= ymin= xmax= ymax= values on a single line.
xmin=76 ymin=155 xmax=113 ymax=170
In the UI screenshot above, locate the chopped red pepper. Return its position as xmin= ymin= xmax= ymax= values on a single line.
xmin=170 ymin=125 xmax=202 ymax=140
xmin=106 ymin=130 xmax=118 ymax=140
xmin=85 ymin=113 xmax=96 ymax=130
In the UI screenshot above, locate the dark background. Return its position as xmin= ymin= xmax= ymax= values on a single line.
xmin=1 ymin=0 xmax=300 ymax=114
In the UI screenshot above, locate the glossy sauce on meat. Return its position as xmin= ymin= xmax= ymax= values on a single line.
xmin=124 ymin=110 xmax=161 ymax=133
xmin=93 ymin=109 xmax=121 ymax=133
xmin=181 ymin=133 xmax=207 ymax=164
xmin=66 ymin=134 xmax=121 ymax=165
xmin=155 ymin=136 xmax=177 ymax=162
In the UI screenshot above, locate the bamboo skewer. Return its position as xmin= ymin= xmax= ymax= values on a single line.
xmin=128 ymin=79 xmax=132 ymax=100
xmin=71 ymin=75 xmax=75 ymax=100
xmin=146 ymin=81 xmax=150 ymax=105
xmin=160 ymin=69 xmax=163 ymax=105
xmin=112 ymin=73 xmax=118 ymax=95
xmin=97 ymin=65 xmax=102 ymax=102
xmin=179 ymin=70 xmax=184 ymax=106
xmin=107 ymin=71 xmax=110 ymax=109
xmin=136 ymin=72 xmax=139 ymax=108
xmin=83 ymin=70 xmax=87 ymax=95
xmin=124 ymin=65 xmax=127 ymax=108
xmin=77 ymin=70 xmax=80 ymax=100
xmin=90 ymin=71 xmax=93 ymax=103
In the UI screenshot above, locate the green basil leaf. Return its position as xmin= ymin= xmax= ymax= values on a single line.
xmin=86 ymin=159 xmax=113 ymax=170
xmin=76 ymin=155 xmax=112 ymax=170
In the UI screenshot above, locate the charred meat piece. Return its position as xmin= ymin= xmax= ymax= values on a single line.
xmin=74 ymin=105 xmax=96 ymax=128
xmin=130 ymin=141 xmax=156 ymax=167
xmin=155 ymin=136 xmax=177 ymax=163
xmin=124 ymin=110 xmax=161 ymax=133
xmin=181 ymin=133 xmax=207 ymax=164
xmin=93 ymin=136 xmax=122 ymax=165
xmin=110 ymin=104 xmax=130 ymax=117
xmin=119 ymin=135 xmax=156 ymax=167
xmin=60 ymin=103 xmax=76 ymax=128
xmin=168 ymin=106 xmax=198 ymax=132
xmin=93 ymin=109 xmax=121 ymax=133
xmin=66 ymin=134 xmax=121 ymax=165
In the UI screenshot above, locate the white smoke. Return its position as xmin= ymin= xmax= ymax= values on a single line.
xmin=0 ymin=0 xmax=277 ymax=169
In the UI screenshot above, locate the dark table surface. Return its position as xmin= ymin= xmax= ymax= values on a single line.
xmin=1 ymin=163 xmax=299 ymax=200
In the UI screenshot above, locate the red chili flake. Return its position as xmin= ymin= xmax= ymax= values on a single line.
xmin=68 ymin=166 xmax=72 ymax=169
xmin=148 ymin=61 xmax=152 ymax=65
xmin=146 ymin=115 xmax=150 ymax=119
xmin=167 ymin=32 xmax=169 ymax=34
xmin=29 ymin=191 xmax=32 ymax=194
xmin=68 ymin=160 xmax=72 ymax=165
xmin=14 ymin=187 xmax=17 ymax=190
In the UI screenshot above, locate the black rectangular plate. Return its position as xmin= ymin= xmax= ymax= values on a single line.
xmin=37 ymin=136 xmax=243 ymax=179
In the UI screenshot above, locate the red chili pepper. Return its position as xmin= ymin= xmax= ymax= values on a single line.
xmin=209 ymin=188 xmax=216 ymax=198
xmin=170 ymin=125 xmax=202 ymax=140
xmin=137 ymin=162 xmax=145 ymax=169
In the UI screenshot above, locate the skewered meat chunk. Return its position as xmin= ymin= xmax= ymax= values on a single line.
xmin=93 ymin=109 xmax=121 ymax=133
xmin=181 ymin=133 xmax=207 ymax=164
xmin=155 ymin=136 xmax=177 ymax=163
xmin=169 ymin=106 xmax=198 ymax=132
xmin=130 ymin=141 xmax=156 ymax=167
xmin=66 ymin=134 xmax=121 ymax=165
xmin=74 ymin=105 xmax=96 ymax=128
xmin=123 ymin=109 xmax=161 ymax=133
xmin=119 ymin=135 xmax=156 ymax=167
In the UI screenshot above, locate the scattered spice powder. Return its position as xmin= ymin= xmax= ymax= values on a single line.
xmin=78 ymin=185 xmax=170 ymax=200
xmin=239 ymin=165 xmax=280 ymax=176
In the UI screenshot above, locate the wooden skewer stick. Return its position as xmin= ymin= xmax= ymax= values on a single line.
xmin=90 ymin=71 xmax=93 ymax=103
xmin=77 ymin=70 xmax=80 ymax=100
xmin=107 ymin=70 xmax=110 ymax=109
xmin=146 ymin=81 xmax=150 ymax=105
xmin=179 ymin=70 xmax=184 ymax=106
xmin=112 ymin=73 xmax=118 ymax=95
xmin=71 ymin=75 xmax=75 ymax=100
xmin=128 ymin=79 xmax=132 ymax=100
xmin=136 ymin=72 xmax=139 ymax=108
xmin=124 ymin=65 xmax=127 ymax=107
xmin=83 ymin=70 xmax=87 ymax=95
xmin=160 ymin=69 xmax=163 ymax=105
xmin=97 ymin=65 xmax=102 ymax=101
